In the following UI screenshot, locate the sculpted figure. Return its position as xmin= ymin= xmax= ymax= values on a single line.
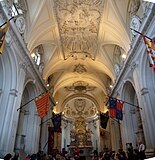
xmin=75 ymin=116 xmax=86 ymax=131
xmin=70 ymin=127 xmax=76 ymax=142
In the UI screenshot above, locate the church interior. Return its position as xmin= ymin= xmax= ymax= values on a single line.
xmin=0 ymin=0 xmax=155 ymax=159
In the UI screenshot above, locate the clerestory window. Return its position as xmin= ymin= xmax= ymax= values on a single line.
xmin=31 ymin=45 xmax=44 ymax=66
xmin=10 ymin=1 xmax=23 ymax=17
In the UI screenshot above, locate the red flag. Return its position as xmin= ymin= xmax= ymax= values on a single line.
xmin=116 ymin=100 xmax=124 ymax=120
xmin=35 ymin=92 xmax=50 ymax=118
xmin=109 ymin=99 xmax=124 ymax=120
xmin=143 ymin=36 xmax=155 ymax=71
xmin=144 ymin=37 xmax=155 ymax=50
xmin=116 ymin=100 xmax=124 ymax=111
xmin=0 ymin=21 xmax=9 ymax=54
xmin=109 ymin=108 xmax=116 ymax=118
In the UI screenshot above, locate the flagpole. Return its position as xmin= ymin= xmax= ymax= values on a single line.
xmin=40 ymin=116 xmax=52 ymax=126
xmin=110 ymin=117 xmax=120 ymax=124
xmin=0 ymin=17 xmax=14 ymax=28
xmin=43 ymin=140 xmax=49 ymax=150
xmin=107 ymin=95 xmax=142 ymax=110
xmin=130 ymin=28 xmax=152 ymax=40
xmin=123 ymin=99 xmax=142 ymax=110
xmin=17 ymin=92 xmax=45 ymax=111
xmin=17 ymin=85 xmax=56 ymax=111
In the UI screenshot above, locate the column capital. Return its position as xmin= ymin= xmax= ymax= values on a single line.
xmin=130 ymin=61 xmax=139 ymax=70
xmin=19 ymin=62 xmax=27 ymax=72
xmin=9 ymin=89 xmax=18 ymax=96
xmin=140 ymin=88 xmax=149 ymax=95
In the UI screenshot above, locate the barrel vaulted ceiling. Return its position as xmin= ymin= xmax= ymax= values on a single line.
xmin=24 ymin=0 xmax=132 ymax=113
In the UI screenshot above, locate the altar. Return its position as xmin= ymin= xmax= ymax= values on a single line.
xmin=69 ymin=116 xmax=93 ymax=160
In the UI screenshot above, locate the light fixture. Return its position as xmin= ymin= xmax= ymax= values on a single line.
xmin=121 ymin=54 xmax=127 ymax=59
xmin=56 ymin=101 xmax=58 ymax=104
xmin=143 ymin=0 xmax=155 ymax=3
xmin=110 ymin=85 xmax=113 ymax=88
xmin=46 ymin=84 xmax=50 ymax=87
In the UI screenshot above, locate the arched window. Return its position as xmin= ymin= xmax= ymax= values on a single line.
xmin=113 ymin=45 xmax=126 ymax=77
xmin=31 ymin=45 xmax=44 ymax=66
xmin=32 ymin=52 xmax=41 ymax=66
xmin=10 ymin=2 xmax=23 ymax=16
xmin=128 ymin=0 xmax=140 ymax=18
xmin=8 ymin=0 xmax=27 ymax=17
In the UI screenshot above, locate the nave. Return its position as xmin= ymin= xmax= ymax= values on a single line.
xmin=0 ymin=0 xmax=155 ymax=159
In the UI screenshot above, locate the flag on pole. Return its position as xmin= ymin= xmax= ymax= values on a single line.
xmin=108 ymin=97 xmax=117 ymax=108
xmin=109 ymin=108 xmax=116 ymax=118
xmin=0 ymin=21 xmax=9 ymax=54
xmin=108 ymin=97 xmax=117 ymax=118
xmin=116 ymin=100 xmax=124 ymax=120
xmin=100 ymin=111 xmax=109 ymax=129
xmin=51 ymin=112 xmax=62 ymax=131
xmin=34 ymin=92 xmax=50 ymax=118
xmin=143 ymin=36 xmax=155 ymax=72
xmin=108 ymin=97 xmax=124 ymax=120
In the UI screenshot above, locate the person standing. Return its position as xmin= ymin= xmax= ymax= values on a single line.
xmin=73 ymin=146 xmax=80 ymax=160
xmin=138 ymin=141 xmax=146 ymax=160
xmin=126 ymin=143 xmax=134 ymax=160
xmin=3 ymin=153 xmax=12 ymax=160
xmin=12 ymin=152 xmax=19 ymax=160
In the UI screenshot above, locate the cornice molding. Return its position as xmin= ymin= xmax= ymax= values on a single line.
xmin=9 ymin=89 xmax=18 ymax=96
xmin=140 ymin=88 xmax=149 ymax=95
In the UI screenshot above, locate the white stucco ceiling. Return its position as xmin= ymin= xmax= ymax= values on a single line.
xmin=24 ymin=0 xmax=132 ymax=113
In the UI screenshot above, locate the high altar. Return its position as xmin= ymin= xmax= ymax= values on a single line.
xmin=69 ymin=116 xmax=93 ymax=159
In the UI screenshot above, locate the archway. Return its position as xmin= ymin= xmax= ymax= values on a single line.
xmin=138 ymin=42 xmax=155 ymax=149
xmin=14 ymin=82 xmax=41 ymax=155
xmin=0 ymin=47 xmax=18 ymax=155
xmin=121 ymin=81 xmax=145 ymax=150
xmin=60 ymin=96 xmax=100 ymax=157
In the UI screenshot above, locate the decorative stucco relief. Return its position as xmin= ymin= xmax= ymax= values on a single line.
xmin=73 ymin=63 xmax=87 ymax=74
xmin=54 ymin=0 xmax=104 ymax=59
xmin=128 ymin=0 xmax=140 ymax=18
xmin=64 ymin=98 xmax=97 ymax=119
xmin=64 ymin=81 xmax=96 ymax=93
